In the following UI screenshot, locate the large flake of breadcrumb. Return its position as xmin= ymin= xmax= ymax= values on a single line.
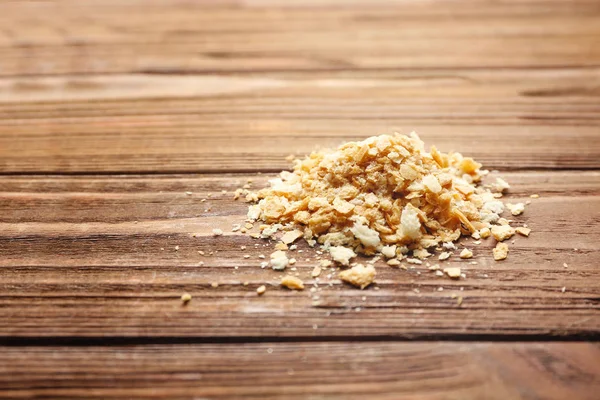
xmin=339 ymin=264 xmax=376 ymax=289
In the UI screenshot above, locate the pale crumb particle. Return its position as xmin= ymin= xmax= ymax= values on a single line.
xmin=212 ymin=228 xmax=224 ymax=236
xmin=320 ymin=260 xmax=333 ymax=268
xmin=561 ymin=286 xmax=566 ymax=293
xmin=270 ymin=250 xmax=289 ymax=271
xmin=312 ymin=324 xmax=318 ymax=330
xmin=515 ymin=227 xmax=531 ymax=237
xmin=281 ymin=275 xmax=305 ymax=290
xmin=563 ymin=263 xmax=569 ymax=268
xmin=256 ymin=285 xmax=266 ymax=295
xmin=181 ymin=293 xmax=192 ymax=303
xmin=185 ymin=191 xmax=193 ymax=195
xmin=274 ymin=242 xmax=289 ymax=251
xmin=198 ymin=250 xmax=205 ymax=256
xmin=444 ymin=267 xmax=461 ymax=279
xmin=491 ymin=225 xmax=515 ymax=242
xmin=387 ymin=259 xmax=402 ymax=267
xmin=289 ymin=258 xmax=297 ymax=265
xmin=460 ymin=248 xmax=473 ymax=259
xmin=267 ymin=348 xmax=273 ymax=354
xmin=258 ymin=254 xmax=265 ymax=259
xmin=525 ymin=200 xmax=531 ymax=205
xmin=506 ymin=202 xmax=525 ymax=216
xmin=470 ymin=261 xmax=478 ymax=265
xmin=450 ymin=293 xmax=458 ymax=299
xmin=435 ymin=270 xmax=444 ymax=277
xmin=428 ymin=264 xmax=440 ymax=271
xmin=493 ymin=242 xmax=509 ymax=261
xmin=339 ymin=264 xmax=376 ymax=289
xmin=231 ymin=224 xmax=241 ymax=232
xmin=329 ymin=246 xmax=357 ymax=266
xmin=240 ymin=246 xmax=246 ymax=250
xmin=530 ymin=194 xmax=540 ymax=198
xmin=311 ymin=266 xmax=322 ymax=278
xmin=438 ymin=287 xmax=444 ymax=292
xmin=289 ymin=245 xmax=298 ymax=251
xmin=160 ymin=248 xmax=164 ymax=251
xmin=457 ymin=296 xmax=463 ymax=306
xmin=281 ymin=230 xmax=303 ymax=245
xmin=211 ymin=282 xmax=219 ymax=288
xmin=406 ymin=258 xmax=423 ymax=265
xmin=243 ymin=282 xmax=249 ymax=286
xmin=198 ymin=261 xmax=204 ymax=266
xmin=175 ymin=245 xmax=180 ymax=251
xmin=479 ymin=227 xmax=491 ymax=239
xmin=438 ymin=252 xmax=452 ymax=261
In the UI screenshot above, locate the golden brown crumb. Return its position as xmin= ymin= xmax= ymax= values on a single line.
xmin=256 ymin=285 xmax=266 ymax=295
xmin=493 ymin=242 xmax=509 ymax=261
xmin=281 ymin=230 xmax=303 ymax=245
xmin=181 ymin=293 xmax=192 ymax=303
xmin=281 ymin=275 xmax=304 ymax=290
xmin=211 ymin=282 xmax=219 ymax=288
xmin=274 ymin=242 xmax=289 ymax=251
xmin=491 ymin=225 xmax=515 ymax=242
xmin=530 ymin=194 xmax=540 ymax=198
xmin=311 ymin=266 xmax=322 ymax=278
xmin=339 ymin=264 xmax=376 ymax=289
xmin=387 ymin=259 xmax=402 ymax=267
xmin=459 ymin=248 xmax=473 ymax=259
xmin=515 ymin=227 xmax=531 ymax=237
xmin=443 ymin=267 xmax=461 ymax=279
xmin=479 ymin=227 xmax=491 ymax=239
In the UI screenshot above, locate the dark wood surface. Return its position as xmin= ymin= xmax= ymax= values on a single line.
xmin=0 ymin=0 xmax=599 ymax=398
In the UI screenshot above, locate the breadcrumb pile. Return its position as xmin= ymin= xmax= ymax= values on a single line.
xmin=238 ymin=132 xmax=531 ymax=289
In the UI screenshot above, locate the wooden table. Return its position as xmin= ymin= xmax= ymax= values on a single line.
xmin=1 ymin=1 xmax=599 ymax=398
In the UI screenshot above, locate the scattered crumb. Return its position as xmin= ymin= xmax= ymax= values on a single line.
xmin=181 ymin=293 xmax=192 ymax=303
xmin=311 ymin=266 xmax=322 ymax=278
xmin=329 ymin=246 xmax=357 ymax=266
xmin=289 ymin=258 xmax=297 ymax=265
xmin=515 ymin=227 xmax=531 ymax=237
xmin=506 ymin=203 xmax=525 ymax=216
xmin=281 ymin=276 xmax=305 ymax=290
xmin=406 ymin=258 xmax=423 ymax=265
xmin=185 ymin=191 xmax=193 ymax=196
xmin=211 ymin=282 xmax=219 ymax=288
xmin=435 ymin=270 xmax=444 ymax=277
xmin=274 ymin=242 xmax=289 ymax=251
xmin=491 ymin=225 xmax=515 ymax=242
xmin=493 ymin=242 xmax=509 ymax=261
xmin=256 ymin=285 xmax=266 ymax=295
xmin=381 ymin=245 xmax=397 ymax=259
xmin=175 ymin=245 xmax=180 ymax=251
xmin=444 ymin=267 xmax=461 ymax=279
xmin=530 ymin=194 xmax=540 ymax=198
xmin=438 ymin=252 xmax=452 ymax=261
xmin=212 ymin=229 xmax=223 ymax=237
xmin=339 ymin=264 xmax=376 ymax=289
xmin=460 ymin=248 xmax=473 ymax=259
xmin=198 ymin=250 xmax=205 ymax=256
xmin=320 ymin=260 xmax=333 ymax=268
xmin=479 ymin=227 xmax=491 ymax=239
xmin=561 ymin=286 xmax=566 ymax=293
xmin=270 ymin=250 xmax=289 ymax=271
xmin=563 ymin=263 xmax=569 ymax=268
xmin=387 ymin=259 xmax=402 ymax=267
xmin=281 ymin=230 xmax=303 ymax=245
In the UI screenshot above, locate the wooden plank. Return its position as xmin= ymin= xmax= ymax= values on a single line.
xmin=0 ymin=172 xmax=598 ymax=338
xmin=1 ymin=342 xmax=599 ymax=399
xmin=1 ymin=68 xmax=599 ymax=173
xmin=0 ymin=1 xmax=599 ymax=77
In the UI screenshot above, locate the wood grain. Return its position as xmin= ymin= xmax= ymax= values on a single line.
xmin=0 ymin=172 xmax=597 ymax=338
xmin=1 ymin=0 xmax=599 ymax=77
xmin=1 ymin=68 xmax=599 ymax=173
xmin=1 ymin=342 xmax=599 ymax=399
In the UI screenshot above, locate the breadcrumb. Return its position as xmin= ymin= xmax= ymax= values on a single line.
xmin=181 ymin=293 xmax=192 ymax=303
xmin=212 ymin=229 xmax=223 ymax=236
xmin=443 ymin=267 xmax=461 ymax=279
xmin=256 ymin=285 xmax=266 ymax=295
xmin=459 ymin=248 xmax=473 ymax=259
xmin=339 ymin=264 xmax=376 ymax=289
xmin=493 ymin=242 xmax=509 ymax=261
xmin=281 ymin=275 xmax=305 ymax=290
xmin=515 ymin=227 xmax=531 ymax=237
